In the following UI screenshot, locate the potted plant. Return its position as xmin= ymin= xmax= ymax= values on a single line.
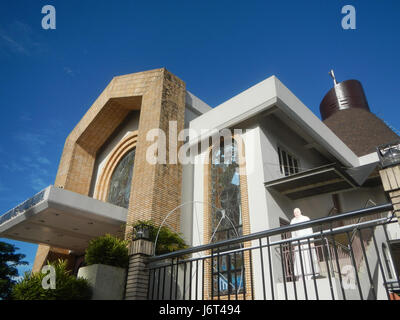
xmin=131 ymin=220 xmax=188 ymax=255
xmin=78 ymin=234 xmax=128 ymax=300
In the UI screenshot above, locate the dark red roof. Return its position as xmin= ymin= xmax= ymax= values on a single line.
xmin=323 ymin=108 xmax=400 ymax=157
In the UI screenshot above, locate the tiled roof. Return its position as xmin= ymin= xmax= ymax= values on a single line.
xmin=323 ymin=108 xmax=400 ymax=157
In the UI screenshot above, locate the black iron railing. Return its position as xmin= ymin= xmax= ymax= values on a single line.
xmin=147 ymin=203 xmax=400 ymax=300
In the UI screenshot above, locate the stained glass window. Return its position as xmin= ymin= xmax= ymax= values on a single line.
xmin=210 ymin=139 xmax=245 ymax=295
xmin=107 ymin=148 xmax=135 ymax=209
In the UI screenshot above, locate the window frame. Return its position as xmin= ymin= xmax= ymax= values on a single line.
xmin=277 ymin=145 xmax=300 ymax=177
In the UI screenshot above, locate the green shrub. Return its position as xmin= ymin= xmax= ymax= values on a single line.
xmin=12 ymin=259 xmax=91 ymax=300
xmin=132 ymin=220 xmax=188 ymax=255
xmin=85 ymin=234 xmax=128 ymax=268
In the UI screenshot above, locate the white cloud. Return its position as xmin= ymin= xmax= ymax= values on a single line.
xmin=0 ymin=181 xmax=9 ymax=192
xmin=0 ymin=20 xmax=46 ymax=57
xmin=10 ymin=131 xmax=53 ymax=191
xmin=64 ymin=67 xmax=75 ymax=76
xmin=0 ymin=33 xmax=29 ymax=55
xmin=37 ymin=157 xmax=51 ymax=165
xmin=30 ymin=177 xmax=47 ymax=191
xmin=15 ymin=132 xmax=46 ymax=149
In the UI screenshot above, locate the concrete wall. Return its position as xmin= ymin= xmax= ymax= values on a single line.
xmin=180 ymin=163 xmax=194 ymax=246
xmin=261 ymin=115 xmax=329 ymax=183
xmin=191 ymin=150 xmax=206 ymax=247
xmin=339 ymin=186 xmax=387 ymax=212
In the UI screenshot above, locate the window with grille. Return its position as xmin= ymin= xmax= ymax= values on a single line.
xmin=277 ymin=146 xmax=300 ymax=176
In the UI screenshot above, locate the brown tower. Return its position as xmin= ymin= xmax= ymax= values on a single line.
xmin=320 ymin=73 xmax=399 ymax=157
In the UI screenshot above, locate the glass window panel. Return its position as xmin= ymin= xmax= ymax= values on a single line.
xmin=278 ymin=147 xmax=283 ymax=173
xmin=293 ymin=158 xmax=299 ymax=173
xmin=107 ymin=149 xmax=135 ymax=209
xmin=210 ymin=139 xmax=245 ymax=295
xmin=281 ymin=150 xmax=289 ymax=176
xmin=278 ymin=146 xmax=300 ymax=176
xmin=211 ymin=140 xmax=243 ymax=241
xmin=288 ymin=155 xmax=294 ymax=174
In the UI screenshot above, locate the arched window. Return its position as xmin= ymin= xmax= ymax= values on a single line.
xmin=107 ymin=148 xmax=135 ymax=208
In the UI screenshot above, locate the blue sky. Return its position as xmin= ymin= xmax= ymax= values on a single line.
xmin=0 ymin=0 xmax=399 ymax=274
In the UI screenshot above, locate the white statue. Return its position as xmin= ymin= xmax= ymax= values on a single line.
xmin=290 ymin=208 xmax=320 ymax=280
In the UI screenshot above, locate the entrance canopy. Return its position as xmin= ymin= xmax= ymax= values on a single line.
xmin=0 ymin=186 xmax=127 ymax=254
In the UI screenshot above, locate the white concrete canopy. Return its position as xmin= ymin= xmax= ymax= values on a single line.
xmin=0 ymin=186 xmax=127 ymax=254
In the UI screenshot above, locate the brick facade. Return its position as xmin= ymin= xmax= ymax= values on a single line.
xmin=34 ymin=68 xmax=186 ymax=270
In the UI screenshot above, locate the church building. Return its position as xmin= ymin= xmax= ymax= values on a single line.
xmin=1 ymin=68 xmax=399 ymax=299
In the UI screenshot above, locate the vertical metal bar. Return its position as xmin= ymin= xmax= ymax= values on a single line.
xmin=371 ymin=229 xmax=391 ymax=300
xmin=259 ymin=238 xmax=266 ymax=300
xmin=249 ymin=249 xmax=254 ymax=300
xmin=175 ymin=258 xmax=180 ymax=300
xmin=329 ymin=231 xmax=346 ymax=300
xmin=325 ymin=238 xmax=336 ymax=282
xmin=196 ymin=259 xmax=199 ymax=300
xmin=170 ymin=259 xmax=174 ymax=300
xmin=321 ymin=233 xmax=335 ymax=300
xmin=358 ymin=229 xmax=377 ymax=299
xmin=162 ymin=266 xmax=166 ymax=300
xmin=157 ymin=266 xmax=162 ymax=300
xmin=183 ymin=262 xmax=187 ymax=300
xmin=217 ymin=250 xmax=220 ymax=300
xmin=189 ymin=261 xmax=193 ymax=300
xmin=307 ymin=238 xmax=319 ymax=300
xmin=242 ymin=250 xmax=247 ymax=301
xmin=297 ymin=239 xmax=308 ymax=300
xmin=279 ymin=243 xmax=288 ymax=300
xmin=151 ymin=268 xmax=156 ymax=300
xmin=288 ymin=241 xmax=298 ymax=300
xmin=267 ymin=237 xmax=275 ymax=300
xmin=227 ymin=253 xmax=231 ymax=301
xmin=234 ymin=251 xmax=238 ymax=300
xmin=346 ymin=231 xmax=363 ymax=300
xmin=202 ymin=258 xmax=205 ymax=300
xmin=211 ymin=251 xmax=214 ymax=300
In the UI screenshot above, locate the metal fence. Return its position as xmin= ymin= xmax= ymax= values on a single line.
xmin=0 ymin=187 xmax=47 ymax=226
xmin=147 ymin=203 xmax=400 ymax=300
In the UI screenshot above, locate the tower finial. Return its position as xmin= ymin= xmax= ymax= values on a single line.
xmin=329 ymin=69 xmax=338 ymax=85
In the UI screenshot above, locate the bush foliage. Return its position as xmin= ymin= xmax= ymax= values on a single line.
xmin=12 ymin=259 xmax=91 ymax=300
xmin=132 ymin=220 xmax=188 ymax=255
xmin=85 ymin=234 xmax=129 ymax=268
